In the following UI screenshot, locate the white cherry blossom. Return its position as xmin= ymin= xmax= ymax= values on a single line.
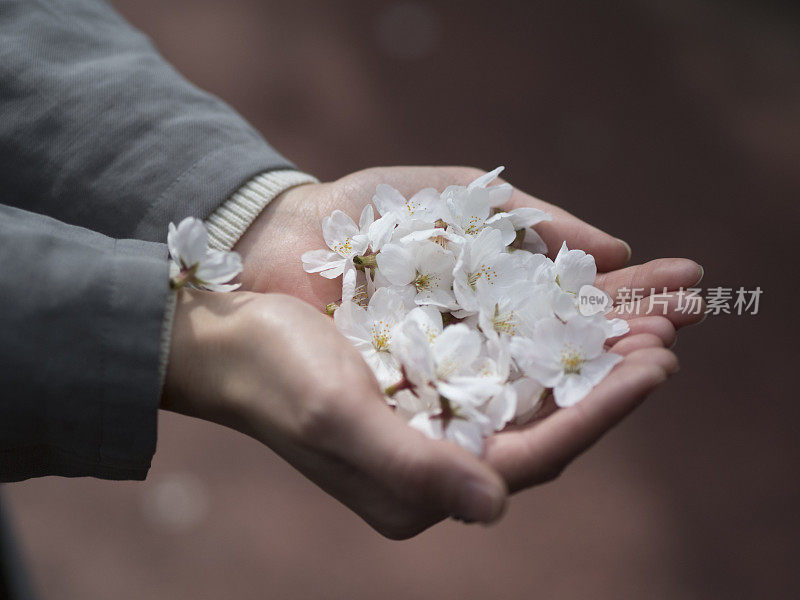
xmin=536 ymin=247 xmax=631 ymax=339
xmin=476 ymin=279 xmax=562 ymax=340
xmin=368 ymin=185 xmax=443 ymax=250
xmin=401 ymin=305 xmax=444 ymax=342
xmin=511 ymin=316 xmax=622 ymax=407
xmin=333 ymin=287 xmax=408 ymax=387
xmin=408 ymin=405 xmax=493 ymax=456
xmin=340 ymin=267 xmax=372 ymax=308
xmin=393 ymin=320 xmax=502 ymax=455
xmin=553 ymin=241 xmax=596 ymax=295
xmin=452 ymin=228 xmax=518 ymax=313
xmin=393 ymin=321 xmax=503 ymax=408
xmin=442 ymin=167 xmax=551 ymax=245
xmin=373 ymin=184 xmax=442 ymax=222
xmin=376 ymin=239 xmax=457 ymax=309
xmin=168 ymin=217 xmax=242 ymax=291
xmin=301 ymin=206 xmax=374 ymax=279
xmin=442 ymin=166 xmax=513 ymax=210
xmin=443 ymin=184 xmax=517 ymax=244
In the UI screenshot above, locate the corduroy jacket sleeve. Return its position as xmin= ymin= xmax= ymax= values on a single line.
xmin=0 ymin=204 xmax=169 ymax=481
xmin=0 ymin=0 xmax=296 ymax=243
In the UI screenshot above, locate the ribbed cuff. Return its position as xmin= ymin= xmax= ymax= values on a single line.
xmin=205 ymin=169 xmax=319 ymax=251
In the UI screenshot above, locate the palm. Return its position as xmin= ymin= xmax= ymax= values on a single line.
xmin=234 ymin=166 xmax=703 ymax=510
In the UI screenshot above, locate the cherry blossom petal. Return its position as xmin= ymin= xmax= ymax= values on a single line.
xmin=358 ymin=204 xmax=374 ymax=230
xmin=512 ymin=377 xmax=546 ymax=423
xmin=194 ymin=250 xmax=243 ymax=284
xmin=376 ymin=243 xmax=415 ymax=285
xmin=580 ymin=352 xmax=623 ymax=383
xmin=168 ymin=217 xmax=207 ymax=268
xmin=301 ymin=249 xmax=344 ymax=275
xmin=486 ymin=183 xmax=514 ymax=208
xmin=468 ymin=166 xmax=505 ymax=189
xmin=563 ymin=317 xmax=606 ymax=359
xmin=554 ymin=374 xmax=595 ymax=407
xmin=446 ymin=418 xmax=487 ymax=456
xmin=485 ymin=385 xmax=518 ymax=430
xmin=322 ymin=210 xmax=359 ymax=252
xmin=505 ymin=207 xmax=552 ymax=229
xmin=432 ymin=325 xmax=482 ymax=373
xmin=555 ymin=242 xmax=597 ymax=294
xmin=372 ymin=184 xmax=406 ymax=216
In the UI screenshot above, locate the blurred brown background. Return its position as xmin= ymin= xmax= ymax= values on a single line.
xmin=5 ymin=0 xmax=799 ymax=598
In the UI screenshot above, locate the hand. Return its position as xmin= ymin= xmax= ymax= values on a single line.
xmin=162 ymin=289 xmax=508 ymax=539
xmin=232 ymin=166 xmax=702 ymax=499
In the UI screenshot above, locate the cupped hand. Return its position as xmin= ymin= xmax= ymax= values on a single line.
xmin=162 ymin=289 xmax=508 ymax=539
xmin=231 ymin=167 xmax=703 ymax=508
xmin=225 ymin=166 xmax=700 ymax=525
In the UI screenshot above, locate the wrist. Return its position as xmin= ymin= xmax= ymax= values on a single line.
xmin=161 ymin=289 xmax=249 ymax=428
xmin=232 ymin=181 xmax=322 ymax=292
xmin=205 ymin=170 xmax=319 ymax=252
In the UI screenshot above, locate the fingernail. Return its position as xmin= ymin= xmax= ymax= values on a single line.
xmin=455 ymin=480 xmax=505 ymax=523
xmin=616 ymin=238 xmax=632 ymax=262
xmin=687 ymin=310 xmax=708 ymax=327
xmin=693 ymin=264 xmax=704 ymax=286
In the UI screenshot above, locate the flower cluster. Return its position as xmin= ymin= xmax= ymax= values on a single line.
xmin=302 ymin=167 xmax=628 ymax=455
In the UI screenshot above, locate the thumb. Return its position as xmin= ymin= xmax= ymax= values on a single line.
xmin=338 ymin=398 xmax=508 ymax=524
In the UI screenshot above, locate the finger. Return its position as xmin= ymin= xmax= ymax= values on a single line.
xmin=608 ymin=333 xmax=665 ymax=355
xmin=506 ymin=188 xmax=631 ymax=272
xmin=337 ymin=399 xmax=508 ymax=525
xmin=595 ymin=259 xmax=704 ymax=301
xmin=611 ymin=291 xmax=706 ymax=328
xmin=607 ymin=316 xmax=676 ymax=347
xmin=623 ymin=347 xmax=680 ymax=374
xmin=485 ymin=361 xmax=669 ymax=492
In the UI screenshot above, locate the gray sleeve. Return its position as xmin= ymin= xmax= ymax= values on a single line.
xmin=0 ymin=204 xmax=168 ymax=481
xmin=0 ymin=0 xmax=296 ymax=242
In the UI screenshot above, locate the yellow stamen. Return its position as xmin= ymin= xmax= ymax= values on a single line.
xmin=492 ymin=304 xmax=516 ymax=335
xmin=371 ymin=320 xmax=392 ymax=351
xmin=561 ymin=350 xmax=585 ymax=374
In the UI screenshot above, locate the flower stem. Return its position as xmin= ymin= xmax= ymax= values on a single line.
xmin=384 ymin=377 xmax=413 ymax=397
xmin=509 ymin=228 xmax=526 ymax=250
xmin=353 ymin=253 xmax=378 ymax=270
xmin=441 ymin=312 xmax=462 ymax=326
xmin=169 ymin=266 xmax=197 ymax=290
